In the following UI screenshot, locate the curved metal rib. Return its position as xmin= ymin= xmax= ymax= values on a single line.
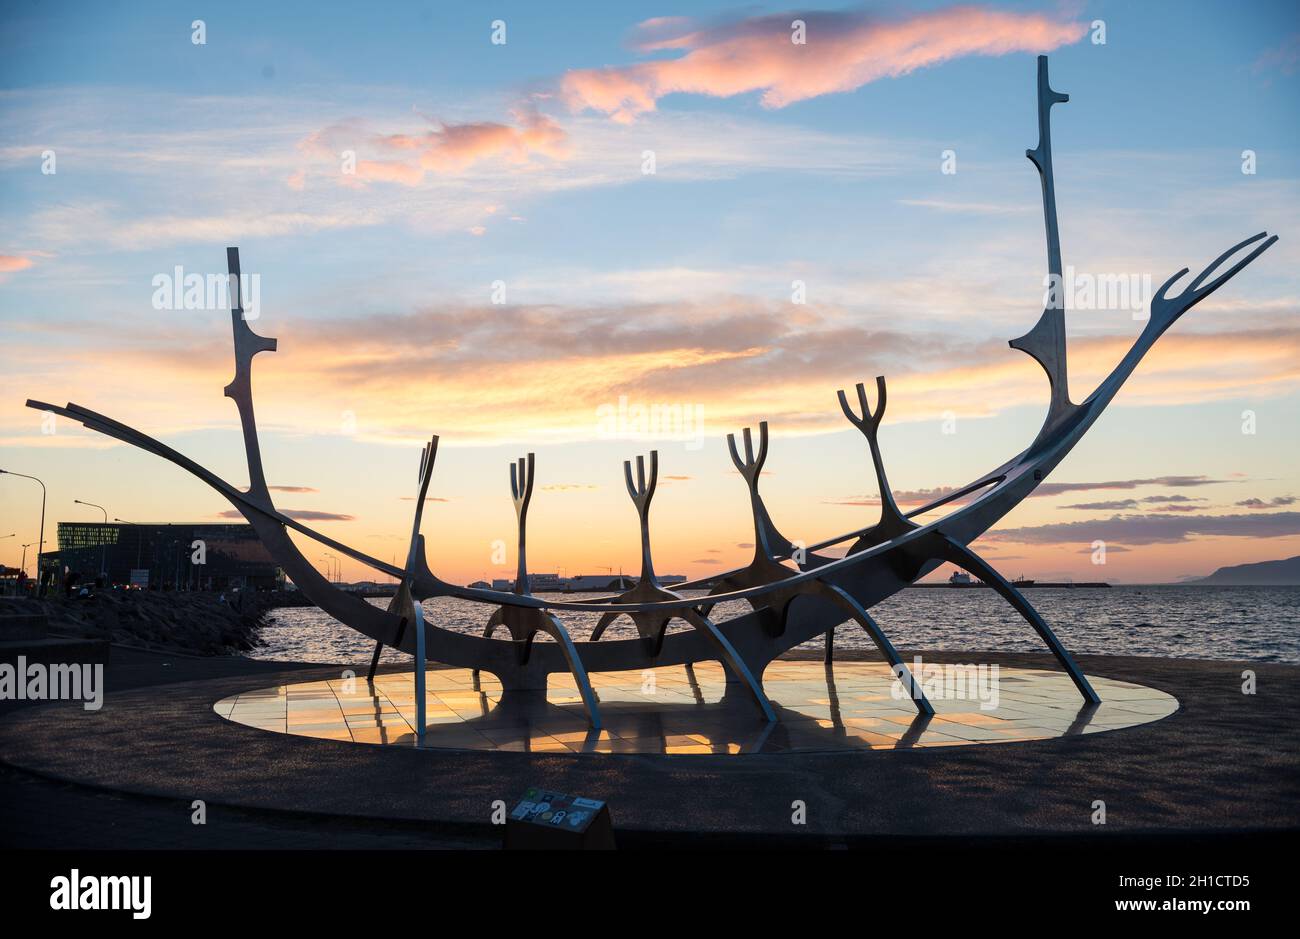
xmin=679 ymin=608 xmax=775 ymax=721
xmin=921 ymin=532 xmax=1098 ymax=705
xmin=794 ymin=581 xmax=933 ymax=716
xmin=539 ymin=612 xmax=602 ymax=729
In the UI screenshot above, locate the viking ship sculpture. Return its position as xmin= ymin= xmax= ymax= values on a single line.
xmin=28 ymin=58 xmax=1276 ymax=735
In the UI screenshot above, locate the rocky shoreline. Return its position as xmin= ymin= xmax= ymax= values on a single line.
xmin=0 ymin=591 xmax=268 ymax=656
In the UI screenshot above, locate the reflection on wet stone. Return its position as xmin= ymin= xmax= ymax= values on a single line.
xmin=215 ymin=661 xmax=1177 ymax=755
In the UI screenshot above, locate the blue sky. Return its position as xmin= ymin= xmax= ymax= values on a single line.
xmin=1 ymin=1 xmax=1297 ymax=583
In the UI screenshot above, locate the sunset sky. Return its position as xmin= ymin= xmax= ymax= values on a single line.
xmin=1 ymin=0 xmax=1297 ymax=586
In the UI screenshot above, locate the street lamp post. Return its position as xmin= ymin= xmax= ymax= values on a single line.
xmin=0 ymin=470 xmax=46 ymax=597
xmin=0 ymin=535 xmax=12 ymax=597
xmin=74 ymin=499 xmax=109 ymax=581
xmin=20 ymin=542 xmax=34 ymax=578
xmin=114 ymin=519 xmax=143 ymax=577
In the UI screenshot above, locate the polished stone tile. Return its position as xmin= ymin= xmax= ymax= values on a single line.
xmin=213 ymin=662 xmax=1177 ymax=755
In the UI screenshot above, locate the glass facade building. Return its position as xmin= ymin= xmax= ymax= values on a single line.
xmin=43 ymin=522 xmax=282 ymax=590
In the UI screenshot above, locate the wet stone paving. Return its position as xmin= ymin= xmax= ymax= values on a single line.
xmin=214 ymin=660 xmax=1178 ymax=755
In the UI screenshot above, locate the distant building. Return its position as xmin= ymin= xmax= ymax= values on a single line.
xmin=564 ymin=574 xmax=633 ymax=592
xmin=478 ymin=572 xmax=691 ymax=593
xmin=42 ymin=522 xmax=282 ymax=591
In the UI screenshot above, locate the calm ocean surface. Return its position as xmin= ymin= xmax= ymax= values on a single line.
xmin=248 ymin=585 xmax=1300 ymax=666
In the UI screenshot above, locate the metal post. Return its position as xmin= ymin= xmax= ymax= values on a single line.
xmin=1 ymin=470 xmax=46 ymax=597
xmin=413 ymin=596 xmax=426 ymax=743
xmin=74 ymin=499 xmax=108 ymax=580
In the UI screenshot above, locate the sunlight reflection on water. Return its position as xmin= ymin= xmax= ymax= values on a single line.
xmin=247 ymin=585 xmax=1300 ymax=666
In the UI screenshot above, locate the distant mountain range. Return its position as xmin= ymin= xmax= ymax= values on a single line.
xmin=1191 ymin=556 xmax=1300 ymax=586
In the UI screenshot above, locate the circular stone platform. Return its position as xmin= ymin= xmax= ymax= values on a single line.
xmin=214 ymin=660 xmax=1177 ymax=754
xmin=5 ymin=650 xmax=1295 ymax=840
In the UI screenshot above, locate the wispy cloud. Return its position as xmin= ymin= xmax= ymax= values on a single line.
xmin=1061 ymin=499 xmax=1140 ymax=511
xmin=1237 ymin=495 xmax=1297 ymax=509
xmin=1035 ymin=476 xmax=1234 ymax=497
xmin=985 ymin=512 xmax=1300 ymax=546
xmin=218 ymin=508 xmax=354 ymax=521
xmin=838 ymin=482 xmax=1232 ymax=512
xmin=8 ymin=298 xmax=1299 ymax=449
xmin=298 ymin=106 xmax=570 ymax=187
xmin=561 ymin=6 xmax=1085 ymax=122
xmin=1253 ymin=33 xmax=1300 ymax=77
xmin=897 ymin=198 xmax=1033 ymax=215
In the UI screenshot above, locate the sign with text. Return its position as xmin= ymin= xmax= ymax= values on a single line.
xmin=504 ymin=787 xmax=615 ymax=850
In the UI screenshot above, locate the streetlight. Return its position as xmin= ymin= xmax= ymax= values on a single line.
xmin=20 ymin=542 xmax=35 ymax=578
xmin=0 ymin=470 xmax=46 ymax=596
xmin=74 ymin=499 xmax=109 ymax=580
xmin=115 ymin=519 xmax=144 ymax=582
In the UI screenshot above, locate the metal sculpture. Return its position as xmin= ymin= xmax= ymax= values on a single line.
xmin=27 ymin=57 xmax=1276 ymax=736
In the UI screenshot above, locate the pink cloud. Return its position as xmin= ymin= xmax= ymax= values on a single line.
xmin=561 ymin=5 xmax=1086 ymax=121
xmin=1253 ymin=33 xmax=1299 ymax=77
xmin=296 ymin=108 xmax=569 ymax=188
xmin=355 ymin=159 xmax=426 ymax=186
xmin=376 ymin=108 xmax=568 ymax=174
xmin=0 ymin=255 xmax=35 ymax=273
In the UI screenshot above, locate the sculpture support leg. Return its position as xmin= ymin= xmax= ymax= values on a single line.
xmin=824 ymin=627 xmax=834 ymax=664
xmin=367 ymin=615 xmax=408 ymax=683
xmin=680 ymin=609 xmax=775 ymax=722
xmin=474 ymin=609 xmax=505 ymax=677
xmin=540 ymin=612 xmax=602 ymax=729
xmin=590 ymin=611 xmax=616 ymax=641
xmin=930 ymin=533 xmax=1100 ymax=705
xmin=412 ymin=599 xmax=427 ymax=742
xmin=805 ymin=581 xmax=934 ymax=716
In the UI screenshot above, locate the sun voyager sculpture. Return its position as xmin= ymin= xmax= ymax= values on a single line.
xmin=30 ymin=57 xmax=1276 ymax=735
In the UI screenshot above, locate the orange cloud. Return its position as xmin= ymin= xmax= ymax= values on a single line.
xmin=296 ymin=109 xmax=570 ymax=188
xmin=561 ymin=6 xmax=1086 ymax=121
xmin=8 ymin=295 xmax=1298 ymax=451
xmin=0 ymin=255 xmax=35 ymax=273
xmin=376 ymin=108 xmax=568 ymax=174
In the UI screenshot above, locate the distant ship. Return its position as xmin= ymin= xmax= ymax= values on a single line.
xmin=921 ymin=569 xmax=1104 ymax=589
